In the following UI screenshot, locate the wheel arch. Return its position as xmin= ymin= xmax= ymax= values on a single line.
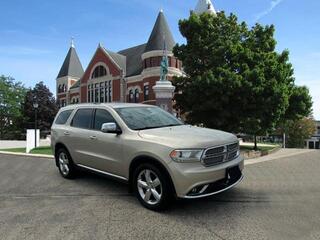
xmin=128 ymin=155 xmax=176 ymax=196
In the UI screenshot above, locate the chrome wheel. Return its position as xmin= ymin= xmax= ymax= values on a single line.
xmin=137 ymin=169 xmax=162 ymax=205
xmin=58 ymin=152 xmax=70 ymax=176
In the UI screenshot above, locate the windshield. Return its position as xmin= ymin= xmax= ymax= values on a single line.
xmin=115 ymin=107 xmax=183 ymax=130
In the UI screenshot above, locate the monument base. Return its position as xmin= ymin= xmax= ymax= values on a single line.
xmin=153 ymin=80 xmax=175 ymax=113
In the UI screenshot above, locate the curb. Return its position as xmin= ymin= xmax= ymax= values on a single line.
xmin=0 ymin=151 xmax=54 ymax=159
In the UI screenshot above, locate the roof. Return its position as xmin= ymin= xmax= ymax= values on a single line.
xmin=57 ymin=46 xmax=84 ymax=79
xmin=60 ymin=103 xmax=154 ymax=111
xmin=118 ymin=43 xmax=147 ymax=77
xmin=103 ymin=48 xmax=127 ymax=73
xmin=70 ymin=79 xmax=80 ymax=89
xmin=144 ymin=11 xmax=175 ymax=53
xmin=194 ymin=0 xmax=217 ymax=15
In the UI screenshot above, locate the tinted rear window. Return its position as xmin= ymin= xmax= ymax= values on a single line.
xmin=71 ymin=109 xmax=93 ymax=129
xmin=55 ymin=110 xmax=73 ymax=125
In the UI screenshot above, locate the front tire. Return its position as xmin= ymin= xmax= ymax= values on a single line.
xmin=56 ymin=148 xmax=77 ymax=179
xmin=133 ymin=163 xmax=173 ymax=211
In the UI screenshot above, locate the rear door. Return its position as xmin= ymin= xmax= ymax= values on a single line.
xmin=65 ymin=108 xmax=97 ymax=167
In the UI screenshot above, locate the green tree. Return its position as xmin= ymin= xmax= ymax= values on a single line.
xmin=286 ymin=118 xmax=315 ymax=148
xmin=173 ymin=12 xmax=304 ymax=150
xmin=284 ymin=85 xmax=313 ymax=120
xmin=0 ymin=75 xmax=27 ymax=139
xmin=22 ymin=82 xmax=58 ymax=133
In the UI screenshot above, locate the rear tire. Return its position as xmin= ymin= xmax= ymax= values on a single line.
xmin=56 ymin=148 xmax=77 ymax=179
xmin=133 ymin=163 xmax=173 ymax=211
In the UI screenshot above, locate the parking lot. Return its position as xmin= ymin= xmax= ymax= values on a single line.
xmin=0 ymin=150 xmax=319 ymax=240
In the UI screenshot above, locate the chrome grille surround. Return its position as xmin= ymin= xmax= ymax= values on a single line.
xmin=201 ymin=142 xmax=240 ymax=167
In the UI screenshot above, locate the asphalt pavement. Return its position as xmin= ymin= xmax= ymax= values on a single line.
xmin=0 ymin=150 xmax=319 ymax=240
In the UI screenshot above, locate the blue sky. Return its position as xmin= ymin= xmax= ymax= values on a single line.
xmin=0 ymin=0 xmax=319 ymax=119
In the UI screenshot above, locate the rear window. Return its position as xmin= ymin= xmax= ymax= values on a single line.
xmin=71 ymin=109 xmax=93 ymax=129
xmin=55 ymin=110 xmax=73 ymax=125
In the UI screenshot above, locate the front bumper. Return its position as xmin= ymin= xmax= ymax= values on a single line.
xmin=168 ymin=156 xmax=244 ymax=198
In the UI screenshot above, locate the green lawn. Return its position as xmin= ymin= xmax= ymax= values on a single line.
xmin=0 ymin=146 xmax=53 ymax=155
xmin=240 ymin=144 xmax=280 ymax=152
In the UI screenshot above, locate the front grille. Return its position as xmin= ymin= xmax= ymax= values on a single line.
xmin=202 ymin=142 xmax=239 ymax=167
xmin=205 ymin=146 xmax=225 ymax=155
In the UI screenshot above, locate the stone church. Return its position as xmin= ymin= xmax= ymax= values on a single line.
xmin=56 ymin=0 xmax=216 ymax=107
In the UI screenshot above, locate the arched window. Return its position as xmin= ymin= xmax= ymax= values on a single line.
xmin=91 ymin=65 xmax=107 ymax=79
xmin=129 ymin=90 xmax=134 ymax=103
xmin=134 ymin=89 xmax=139 ymax=103
xmin=62 ymin=84 xmax=66 ymax=92
xmin=58 ymin=85 xmax=61 ymax=93
xmin=143 ymin=85 xmax=149 ymax=101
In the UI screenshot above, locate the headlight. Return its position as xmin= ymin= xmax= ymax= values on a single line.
xmin=170 ymin=149 xmax=204 ymax=163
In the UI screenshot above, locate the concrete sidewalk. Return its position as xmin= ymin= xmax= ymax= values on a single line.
xmin=246 ymin=148 xmax=318 ymax=165
xmin=0 ymin=139 xmax=51 ymax=149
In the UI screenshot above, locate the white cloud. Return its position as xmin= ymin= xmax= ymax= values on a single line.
xmin=254 ymin=0 xmax=284 ymax=21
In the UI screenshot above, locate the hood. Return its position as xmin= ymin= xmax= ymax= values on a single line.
xmin=138 ymin=125 xmax=237 ymax=149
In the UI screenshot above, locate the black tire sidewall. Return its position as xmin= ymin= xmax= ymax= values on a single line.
xmin=133 ymin=163 xmax=172 ymax=211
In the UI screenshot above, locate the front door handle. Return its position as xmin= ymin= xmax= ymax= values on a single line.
xmin=64 ymin=131 xmax=70 ymax=136
xmin=89 ymin=136 xmax=97 ymax=140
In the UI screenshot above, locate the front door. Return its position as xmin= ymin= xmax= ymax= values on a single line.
xmin=315 ymin=141 xmax=320 ymax=149
xmin=89 ymin=108 xmax=124 ymax=176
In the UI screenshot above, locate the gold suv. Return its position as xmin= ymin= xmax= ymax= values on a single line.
xmin=51 ymin=103 xmax=244 ymax=210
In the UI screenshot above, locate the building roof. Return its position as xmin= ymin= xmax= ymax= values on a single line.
xmin=57 ymin=46 xmax=84 ymax=79
xmin=70 ymin=79 xmax=80 ymax=89
xmin=104 ymin=48 xmax=127 ymax=73
xmin=145 ymin=11 xmax=175 ymax=53
xmin=118 ymin=43 xmax=147 ymax=77
xmin=194 ymin=0 xmax=217 ymax=15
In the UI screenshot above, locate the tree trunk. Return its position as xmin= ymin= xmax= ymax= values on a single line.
xmin=254 ymin=134 xmax=258 ymax=151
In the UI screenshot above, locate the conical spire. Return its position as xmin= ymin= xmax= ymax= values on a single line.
xmin=195 ymin=0 xmax=217 ymax=15
xmin=145 ymin=10 xmax=175 ymax=53
xmin=57 ymin=40 xmax=84 ymax=79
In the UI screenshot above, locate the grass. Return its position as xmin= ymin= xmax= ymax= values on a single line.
xmin=240 ymin=144 xmax=280 ymax=152
xmin=0 ymin=146 xmax=53 ymax=155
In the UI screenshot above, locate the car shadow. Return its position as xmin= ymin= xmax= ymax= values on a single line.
xmin=71 ymin=169 xmax=269 ymax=214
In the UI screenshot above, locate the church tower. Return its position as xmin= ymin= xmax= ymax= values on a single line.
xmin=56 ymin=39 xmax=84 ymax=107
xmin=194 ymin=0 xmax=217 ymax=15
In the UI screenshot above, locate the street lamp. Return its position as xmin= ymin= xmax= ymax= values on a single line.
xmin=33 ymin=98 xmax=39 ymax=149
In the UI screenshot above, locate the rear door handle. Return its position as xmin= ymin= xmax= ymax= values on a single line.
xmin=89 ymin=136 xmax=97 ymax=140
xmin=64 ymin=131 xmax=70 ymax=136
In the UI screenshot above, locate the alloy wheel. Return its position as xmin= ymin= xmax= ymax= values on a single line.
xmin=59 ymin=152 xmax=70 ymax=176
xmin=137 ymin=169 xmax=162 ymax=205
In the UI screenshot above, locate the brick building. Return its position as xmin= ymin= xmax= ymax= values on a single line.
xmin=56 ymin=10 xmax=185 ymax=107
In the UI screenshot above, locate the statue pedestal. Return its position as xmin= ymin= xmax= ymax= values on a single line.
xmin=153 ymin=80 xmax=175 ymax=113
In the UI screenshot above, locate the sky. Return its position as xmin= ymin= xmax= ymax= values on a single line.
xmin=0 ymin=0 xmax=319 ymax=119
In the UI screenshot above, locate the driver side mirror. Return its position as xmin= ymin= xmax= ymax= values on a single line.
xmin=101 ymin=122 xmax=122 ymax=135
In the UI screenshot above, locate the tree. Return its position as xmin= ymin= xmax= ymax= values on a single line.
xmin=22 ymin=82 xmax=58 ymax=134
xmin=286 ymin=118 xmax=315 ymax=148
xmin=284 ymin=85 xmax=313 ymax=121
xmin=173 ymin=12 xmax=307 ymax=150
xmin=0 ymin=75 xmax=27 ymax=139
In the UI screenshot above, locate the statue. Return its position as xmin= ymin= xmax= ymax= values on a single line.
xmin=160 ymin=54 xmax=169 ymax=81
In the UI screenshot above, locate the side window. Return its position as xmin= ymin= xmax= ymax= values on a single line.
xmin=55 ymin=110 xmax=73 ymax=125
xmin=71 ymin=109 xmax=93 ymax=129
xmin=94 ymin=109 xmax=116 ymax=130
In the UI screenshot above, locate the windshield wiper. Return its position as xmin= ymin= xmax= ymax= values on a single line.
xmin=136 ymin=124 xmax=182 ymax=131
xmin=135 ymin=126 xmax=162 ymax=130
xmin=159 ymin=124 xmax=183 ymax=128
